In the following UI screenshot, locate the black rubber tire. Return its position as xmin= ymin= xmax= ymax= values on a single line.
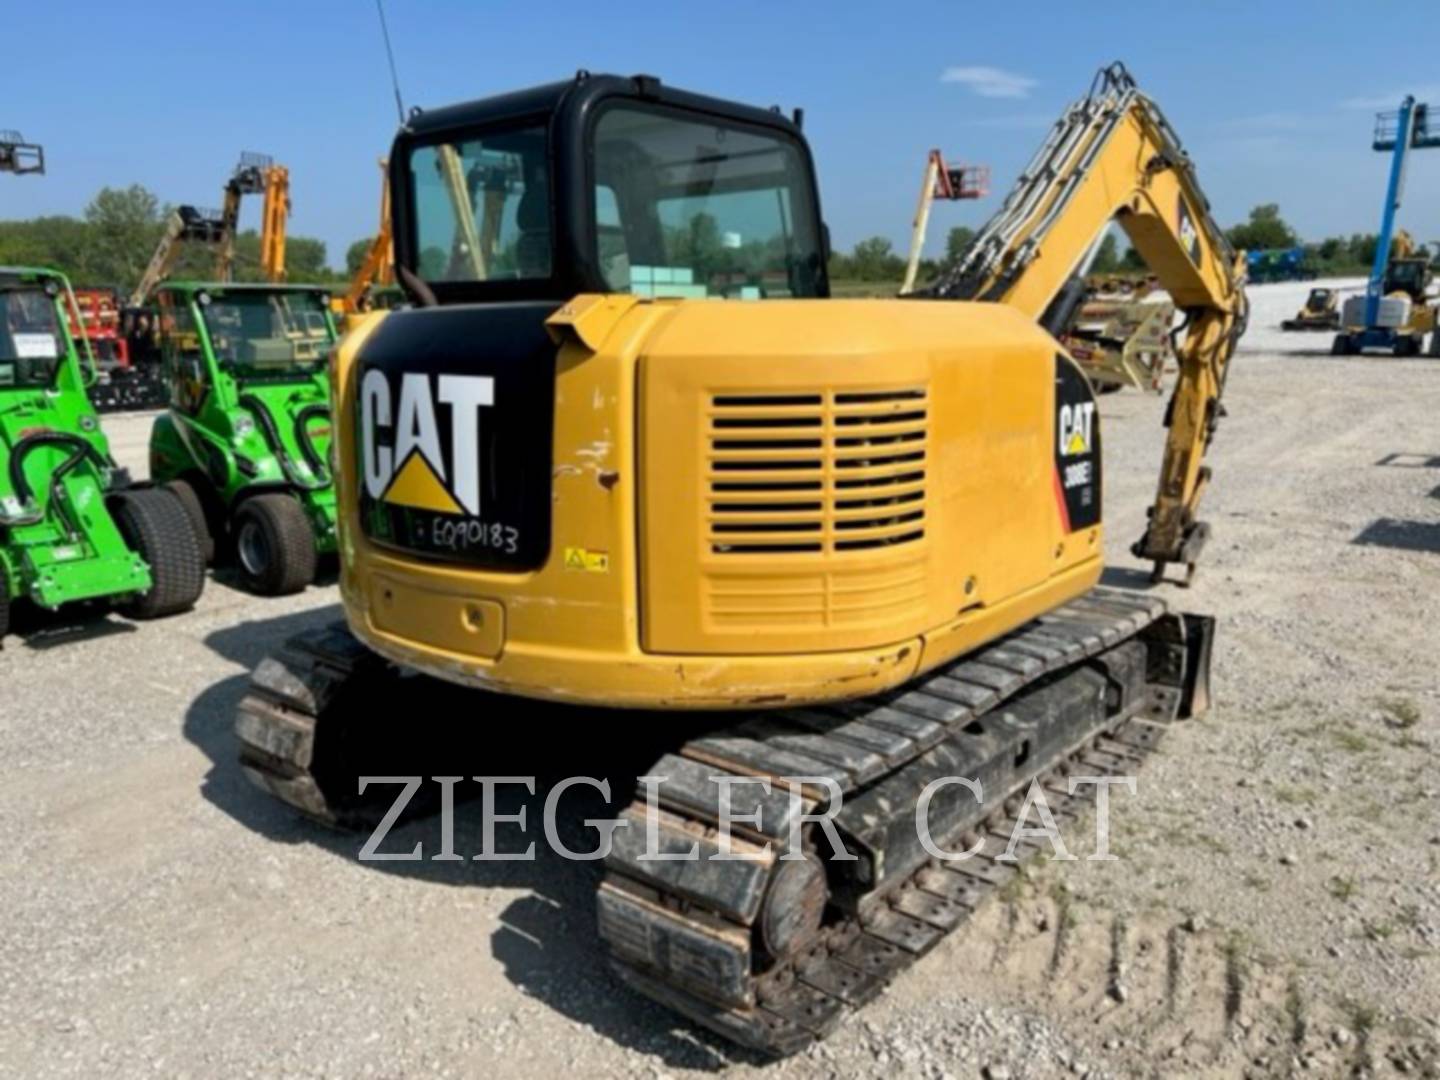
xmin=163 ymin=478 xmax=215 ymax=564
xmin=110 ymin=488 xmax=206 ymax=620
xmin=232 ymin=493 xmax=316 ymax=596
xmin=1330 ymin=334 xmax=1350 ymax=356
xmin=0 ymin=564 xmax=10 ymax=644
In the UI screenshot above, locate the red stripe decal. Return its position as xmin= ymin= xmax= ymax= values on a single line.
xmin=1052 ymin=467 xmax=1072 ymax=533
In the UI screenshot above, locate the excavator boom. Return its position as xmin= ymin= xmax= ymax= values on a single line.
xmin=934 ymin=62 xmax=1248 ymax=582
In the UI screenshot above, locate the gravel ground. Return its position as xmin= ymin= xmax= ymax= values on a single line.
xmin=2 ymin=278 xmax=1437 ymax=1078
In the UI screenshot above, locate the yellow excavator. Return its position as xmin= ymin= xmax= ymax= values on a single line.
xmin=235 ymin=63 xmax=1246 ymax=1053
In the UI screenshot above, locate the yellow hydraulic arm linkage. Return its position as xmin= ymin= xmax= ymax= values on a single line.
xmin=129 ymin=152 xmax=287 ymax=305
xmin=437 ymin=145 xmax=486 ymax=279
xmin=930 ymin=62 xmax=1248 ymax=585
xmin=340 ymin=159 xmax=394 ymax=316
xmin=258 ymin=161 xmax=291 ymax=282
xmin=216 ymin=152 xmax=276 ymax=282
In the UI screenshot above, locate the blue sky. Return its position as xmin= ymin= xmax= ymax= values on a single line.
xmin=4 ymin=1 xmax=1440 ymax=267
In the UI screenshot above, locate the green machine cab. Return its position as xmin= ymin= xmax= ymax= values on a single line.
xmin=147 ymin=282 xmax=337 ymax=595
xmin=0 ymin=266 xmax=204 ymax=639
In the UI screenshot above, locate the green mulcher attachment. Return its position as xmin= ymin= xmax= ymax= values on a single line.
xmin=0 ymin=267 xmax=204 ymax=641
xmin=147 ymin=283 xmax=338 ymax=596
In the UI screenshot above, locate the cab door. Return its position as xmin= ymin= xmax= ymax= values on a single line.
xmin=158 ymin=292 xmax=210 ymax=416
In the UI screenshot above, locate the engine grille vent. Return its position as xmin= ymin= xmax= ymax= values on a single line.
xmin=707 ymin=388 xmax=928 ymax=555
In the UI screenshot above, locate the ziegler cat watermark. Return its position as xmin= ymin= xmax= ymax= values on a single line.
xmin=355 ymin=773 xmax=1138 ymax=864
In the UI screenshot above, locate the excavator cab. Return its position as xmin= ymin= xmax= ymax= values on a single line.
xmin=389 ymin=74 xmax=828 ymax=305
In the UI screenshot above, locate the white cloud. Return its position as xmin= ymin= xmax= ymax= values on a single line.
xmin=940 ymin=66 xmax=1037 ymax=99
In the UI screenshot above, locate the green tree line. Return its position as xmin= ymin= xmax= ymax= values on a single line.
xmin=1222 ymin=204 xmax=1385 ymax=274
xmin=0 ymin=183 xmax=349 ymax=290
xmin=1 ymin=185 xmax=1401 ymax=294
xmin=827 ymin=225 xmax=977 ymax=284
xmin=830 ymin=204 xmax=1394 ymax=287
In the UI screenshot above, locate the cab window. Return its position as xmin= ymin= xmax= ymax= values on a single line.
xmin=198 ymin=291 xmax=332 ymax=379
xmin=0 ymin=286 xmax=67 ymax=388
xmin=159 ymin=294 xmax=208 ymax=414
xmin=592 ymin=105 xmax=824 ymax=299
xmin=409 ymin=125 xmax=550 ymax=282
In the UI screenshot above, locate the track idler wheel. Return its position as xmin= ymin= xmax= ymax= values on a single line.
xmin=758 ymin=851 xmax=830 ymax=966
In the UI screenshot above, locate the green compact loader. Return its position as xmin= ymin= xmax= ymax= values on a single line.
xmin=0 ymin=267 xmax=204 ymax=640
xmin=147 ymin=283 xmax=337 ymax=595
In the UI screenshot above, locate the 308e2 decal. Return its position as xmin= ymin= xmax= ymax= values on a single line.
xmin=1053 ymin=354 xmax=1102 ymax=532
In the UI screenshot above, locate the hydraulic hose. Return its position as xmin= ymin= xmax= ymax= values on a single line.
xmin=238 ymin=394 xmax=331 ymax=491
xmin=291 ymin=403 xmax=332 ymax=483
xmin=6 ymin=431 xmax=114 ymax=536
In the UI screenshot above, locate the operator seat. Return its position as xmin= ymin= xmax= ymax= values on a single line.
xmin=513 ymin=186 xmax=551 ymax=279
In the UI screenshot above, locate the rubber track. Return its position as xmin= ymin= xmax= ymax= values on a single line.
xmin=234 ymin=587 xmax=1183 ymax=1054
xmin=234 ymin=623 xmax=389 ymax=827
xmin=598 ymin=587 xmax=1179 ymax=1055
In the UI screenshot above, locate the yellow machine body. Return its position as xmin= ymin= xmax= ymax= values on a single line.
xmin=333 ymin=297 xmax=1102 ymax=709
xmin=237 ymin=66 xmax=1245 ymax=1057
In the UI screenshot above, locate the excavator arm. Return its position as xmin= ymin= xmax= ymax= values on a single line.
xmin=932 ymin=62 xmax=1248 ymax=584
